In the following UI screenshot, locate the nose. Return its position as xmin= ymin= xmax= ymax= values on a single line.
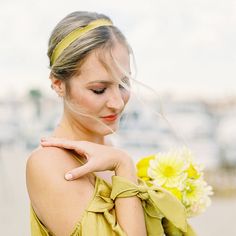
xmin=106 ymin=87 xmax=125 ymax=111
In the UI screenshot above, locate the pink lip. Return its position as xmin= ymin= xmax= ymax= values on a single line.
xmin=101 ymin=114 xmax=118 ymax=121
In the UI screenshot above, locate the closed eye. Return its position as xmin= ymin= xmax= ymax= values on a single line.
xmin=91 ymin=88 xmax=106 ymax=94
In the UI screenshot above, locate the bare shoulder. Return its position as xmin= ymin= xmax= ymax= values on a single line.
xmin=26 ymin=146 xmax=85 ymax=177
xmin=26 ymin=146 xmax=95 ymax=236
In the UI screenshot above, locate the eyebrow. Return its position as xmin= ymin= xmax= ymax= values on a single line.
xmin=87 ymin=77 xmax=129 ymax=85
xmin=87 ymin=80 xmax=113 ymax=85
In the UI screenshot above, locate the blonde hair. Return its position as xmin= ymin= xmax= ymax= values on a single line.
xmin=47 ymin=11 xmax=131 ymax=82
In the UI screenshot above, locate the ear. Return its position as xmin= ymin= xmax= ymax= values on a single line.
xmin=50 ymin=75 xmax=66 ymax=97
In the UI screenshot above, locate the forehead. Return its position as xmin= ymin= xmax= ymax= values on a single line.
xmin=77 ymin=43 xmax=130 ymax=83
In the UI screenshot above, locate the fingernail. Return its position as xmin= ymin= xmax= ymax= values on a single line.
xmin=41 ymin=137 xmax=48 ymax=142
xmin=65 ymin=173 xmax=73 ymax=181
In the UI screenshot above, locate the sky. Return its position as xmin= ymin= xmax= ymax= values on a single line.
xmin=0 ymin=0 xmax=236 ymax=100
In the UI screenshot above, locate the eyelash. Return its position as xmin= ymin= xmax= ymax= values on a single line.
xmin=91 ymin=88 xmax=107 ymax=94
xmin=91 ymin=84 xmax=128 ymax=95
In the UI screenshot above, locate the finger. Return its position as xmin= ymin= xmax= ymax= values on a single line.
xmin=41 ymin=137 xmax=76 ymax=149
xmin=65 ymin=162 xmax=94 ymax=181
xmin=40 ymin=137 xmax=87 ymax=157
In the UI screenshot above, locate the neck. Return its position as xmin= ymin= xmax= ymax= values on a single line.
xmin=51 ymin=112 xmax=105 ymax=145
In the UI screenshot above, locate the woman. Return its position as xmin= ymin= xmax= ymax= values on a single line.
xmin=26 ymin=11 xmax=196 ymax=236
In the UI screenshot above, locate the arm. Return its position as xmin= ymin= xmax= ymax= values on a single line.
xmin=39 ymin=138 xmax=147 ymax=235
xmin=113 ymin=156 xmax=147 ymax=236
xmin=26 ymin=147 xmax=95 ymax=236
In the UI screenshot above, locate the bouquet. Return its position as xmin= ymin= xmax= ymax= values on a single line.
xmin=136 ymin=146 xmax=213 ymax=217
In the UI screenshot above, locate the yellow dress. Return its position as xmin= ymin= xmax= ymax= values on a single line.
xmin=30 ymin=156 xmax=197 ymax=236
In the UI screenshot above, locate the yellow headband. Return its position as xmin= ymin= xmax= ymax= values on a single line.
xmin=50 ymin=18 xmax=113 ymax=65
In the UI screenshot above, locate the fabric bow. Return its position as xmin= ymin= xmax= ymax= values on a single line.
xmin=110 ymin=175 xmax=188 ymax=233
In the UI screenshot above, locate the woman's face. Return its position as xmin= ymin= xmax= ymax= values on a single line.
xmin=65 ymin=42 xmax=131 ymax=136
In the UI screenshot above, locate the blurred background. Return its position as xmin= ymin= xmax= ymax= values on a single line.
xmin=0 ymin=0 xmax=236 ymax=235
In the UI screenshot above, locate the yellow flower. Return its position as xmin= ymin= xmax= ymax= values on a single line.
xmin=182 ymin=179 xmax=213 ymax=217
xmin=182 ymin=147 xmax=202 ymax=179
xmin=136 ymin=155 xmax=155 ymax=180
xmin=183 ymin=179 xmax=202 ymax=205
xmin=147 ymin=150 xmax=188 ymax=188
xmin=186 ymin=164 xmax=201 ymax=179
xmin=136 ymin=146 xmax=213 ymax=218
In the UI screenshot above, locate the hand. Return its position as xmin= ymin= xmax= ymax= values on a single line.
xmin=40 ymin=137 xmax=134 ymax=181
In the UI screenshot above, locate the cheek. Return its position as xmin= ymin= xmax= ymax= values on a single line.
xmin=79 ymin=93 xmax=105 ymax=112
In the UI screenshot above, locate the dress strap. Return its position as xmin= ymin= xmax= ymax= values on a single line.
xmin=70 ymin=151 xmax=85 ymax=165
